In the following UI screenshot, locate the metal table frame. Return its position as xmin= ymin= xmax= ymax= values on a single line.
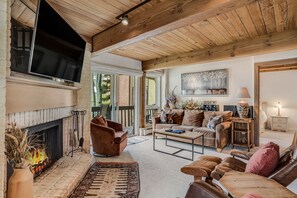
xmin=153 ymin=131 xmax=204 ymax=161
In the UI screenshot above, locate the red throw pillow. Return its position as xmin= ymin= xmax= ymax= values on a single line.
xmin=241 ymin=193 xmax=262 ymax=198
xmin=245 ymin=142 xmax=279 ymax=177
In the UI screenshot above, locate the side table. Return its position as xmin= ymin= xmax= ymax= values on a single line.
xmin=231 ymin=117 xmax=254 ymax=151
xmin=271 ymin=116 xmax=288 ymax=132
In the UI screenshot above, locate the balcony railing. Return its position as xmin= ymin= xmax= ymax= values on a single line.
xmin=91 ymin=105 xmax=159 ymax=127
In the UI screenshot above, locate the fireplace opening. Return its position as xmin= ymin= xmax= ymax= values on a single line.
xmin=7 ymin=119 xmax=63 ymax=183
xmin=27 ymin=119 xmax=63 ymax=178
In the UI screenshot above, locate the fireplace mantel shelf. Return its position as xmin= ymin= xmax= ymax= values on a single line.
xmin=7 ymin=76 xmax=81 ymax=91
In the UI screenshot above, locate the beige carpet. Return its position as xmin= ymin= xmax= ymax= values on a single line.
xmin=93 ymin=133 xmax=297 ymax=198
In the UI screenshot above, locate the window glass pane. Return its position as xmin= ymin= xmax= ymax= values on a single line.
xmin=146 ymin=78 xmax=156 ymax=106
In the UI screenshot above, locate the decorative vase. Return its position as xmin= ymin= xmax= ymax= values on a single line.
xmin=237 ymin=102 xmax=249 ymax=118
xmin=7 ymin=166 xmax=33 ymax=198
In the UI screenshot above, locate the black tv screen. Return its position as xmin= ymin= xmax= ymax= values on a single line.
xmin=29 ymin=0 xmax=86 ymax=82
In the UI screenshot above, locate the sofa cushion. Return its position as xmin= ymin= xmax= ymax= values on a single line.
xmin=207 ymin=115 xmax=223 ymax=129
xmin=202 ymin=112 xmax=215 ymax=127
xmin=181 ymin=110 xmax=204 ymax=126
xmin=214 ymin=111 xmax=233 ymax=122
xmin=193 ymin=127 xmax=215 ymax=138
xmin=171 ymin=109 xmax=184 ymax=125
xmin=172 ymin=125 xmax=194 ymax=131
xmin=245 ymin=142 xmax=280 ymax=177
xmin=92 ymin=115 xmax=107 ymax=127
xmin=155 ymin=123 xmax=178 ymax=130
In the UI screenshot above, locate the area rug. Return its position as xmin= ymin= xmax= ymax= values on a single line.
xmin=69 ymin=162 xmax=140 ymax=198
xmin=128 ymin=136 xmax=149 ymax=146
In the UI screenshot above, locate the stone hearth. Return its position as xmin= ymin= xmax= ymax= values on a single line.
xmin=34 ymin=153 xmax=94 ymax=198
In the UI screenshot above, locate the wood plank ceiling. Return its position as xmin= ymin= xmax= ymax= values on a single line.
xmin=10 ymin=0 xmax=164 ymax=39
xmin=11 ymin=0 xmax=297 ymax=67
xmin=111 ymin=0 xmax=297 ymax=61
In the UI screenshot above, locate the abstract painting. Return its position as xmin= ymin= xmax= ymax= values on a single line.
xmin=181 ymin=69 xmax=228 ymax=96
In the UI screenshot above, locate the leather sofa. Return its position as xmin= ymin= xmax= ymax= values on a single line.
xmin=152 ymin=110 xmax=233 ymax=151
xmin=90 ymin=116 xmax=128 ymax=156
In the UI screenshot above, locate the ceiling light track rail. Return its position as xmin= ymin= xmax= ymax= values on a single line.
xmin=115 ymin=0 xmax=151 ymax=20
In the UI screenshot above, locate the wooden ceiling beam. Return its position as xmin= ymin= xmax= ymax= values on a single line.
xmin=142 ymin=30 xmax=297 ymax=71
xmin=92 ymin=0 xmax=255 ymax=55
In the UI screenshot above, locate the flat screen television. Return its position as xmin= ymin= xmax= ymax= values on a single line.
xmin=29 ymin=0 xmax=86 ymax=83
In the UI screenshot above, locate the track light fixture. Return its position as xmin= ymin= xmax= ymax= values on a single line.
xmin=121 ymin=15 xmax=129 ymax=25
xmin=115 ymin=0 xmax=151 ymax=25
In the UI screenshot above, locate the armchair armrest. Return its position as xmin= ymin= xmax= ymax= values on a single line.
xmin=230 ymin=149 xmax=254 ymax=160
xmin=107 ymin=120 xmax=123 ymax=131
xmin=114 ymin=131 xmax=128 ymax=144
xmin=215 ymin=122 xmax=231 ymax=151
xmin=152 ymin=117 xmax=161 ymax=131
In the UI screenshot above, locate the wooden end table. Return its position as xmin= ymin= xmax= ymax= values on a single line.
xmin=220 ymin=172 xmax=296 ymax=198
xmin=153 ymin=130 xmax=204 ymax=161
xmin=231 ymin=118 xmax=254 ymax=151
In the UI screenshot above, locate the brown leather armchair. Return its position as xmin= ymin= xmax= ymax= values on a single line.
xmin=211 ymin=132 xmax=297 ymax=187
xmin=185 ymin=180 xmax=228 ymax=198
xmin=91 ymin=117 xmax=128 ymax=156
xmin=182 ymin=132 xmax=297 ymax=187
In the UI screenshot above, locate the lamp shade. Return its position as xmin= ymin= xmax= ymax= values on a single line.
xmin=236 ymin=87 xmax=251 ymax=99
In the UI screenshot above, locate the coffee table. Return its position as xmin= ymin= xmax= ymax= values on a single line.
xmin=220 ymin=172 xmax=296 ymax=198
xmin=153 ymin=130 xmax=204 ymax=161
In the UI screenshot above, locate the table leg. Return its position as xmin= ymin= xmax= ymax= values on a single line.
xmin=153 ymin=132 xmax=155 ymax=151
xmin=192 ymin=139 xmax=194 ymax=161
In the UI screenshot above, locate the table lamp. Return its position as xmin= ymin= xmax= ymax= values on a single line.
xmin=277 ymin=102 xmax=282 ymax=116
xmin=236 ymin=87 xmax=251 ymax=118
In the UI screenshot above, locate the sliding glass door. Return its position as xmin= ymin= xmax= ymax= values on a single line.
xmin=92 ymin=73 xmax=135 ymax=135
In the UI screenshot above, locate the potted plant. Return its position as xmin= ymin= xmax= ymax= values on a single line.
xmin=5 ymin=123 xmax=38 ymax=198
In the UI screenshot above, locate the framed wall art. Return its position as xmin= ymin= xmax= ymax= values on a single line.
xmin=181 ymin=69 xmax=229 ymax=96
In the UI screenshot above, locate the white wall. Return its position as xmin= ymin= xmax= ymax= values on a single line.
xmin=167 ymin=57 xmax=254 ymax=111
xmin=166 ymin=49 xmax=297 ymax=111
xmin=260 ymin=70 xmax=297 ymax=132
xmin=91 ymin=53 xmax=143 ymax=76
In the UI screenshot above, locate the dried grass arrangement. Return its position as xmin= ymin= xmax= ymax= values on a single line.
xmin=5 ymin=123 xmax=39 ymax=169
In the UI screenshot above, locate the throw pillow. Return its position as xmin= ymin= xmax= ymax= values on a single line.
xmin=171 ymin=109 xmax=184 ymax=125
xmin=181 ymin=110 xmax=204 ymax=126
xmin=207 ymin=115 xmax=223 ymax=129
xmin=215 ymin=111 xmax=233 ymax=122
xmin=245 ymin=142 xmax=280 ymax=177
xmin=167 ymin=113 xmax=174 ymax=124
xmin=92 ymin=115 xmax=108 ymax=127
xmin=202 ymin=111 xmax=215 ymax=127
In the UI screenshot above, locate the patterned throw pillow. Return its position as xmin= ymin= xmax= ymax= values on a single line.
xmin=207 ymin=115 xmax=223 ymax=129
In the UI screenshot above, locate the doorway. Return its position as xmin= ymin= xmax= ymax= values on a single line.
xmin=91 ymin=73 xmax=136 ymax=135
xmin=254 ymin=58 xmax=297 ymax=146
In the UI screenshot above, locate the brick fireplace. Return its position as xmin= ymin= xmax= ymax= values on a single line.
xmin=1 ymin=1 xmax=93 ymax=196
xmin=7 ymin=120 xmax=64 ymax=182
